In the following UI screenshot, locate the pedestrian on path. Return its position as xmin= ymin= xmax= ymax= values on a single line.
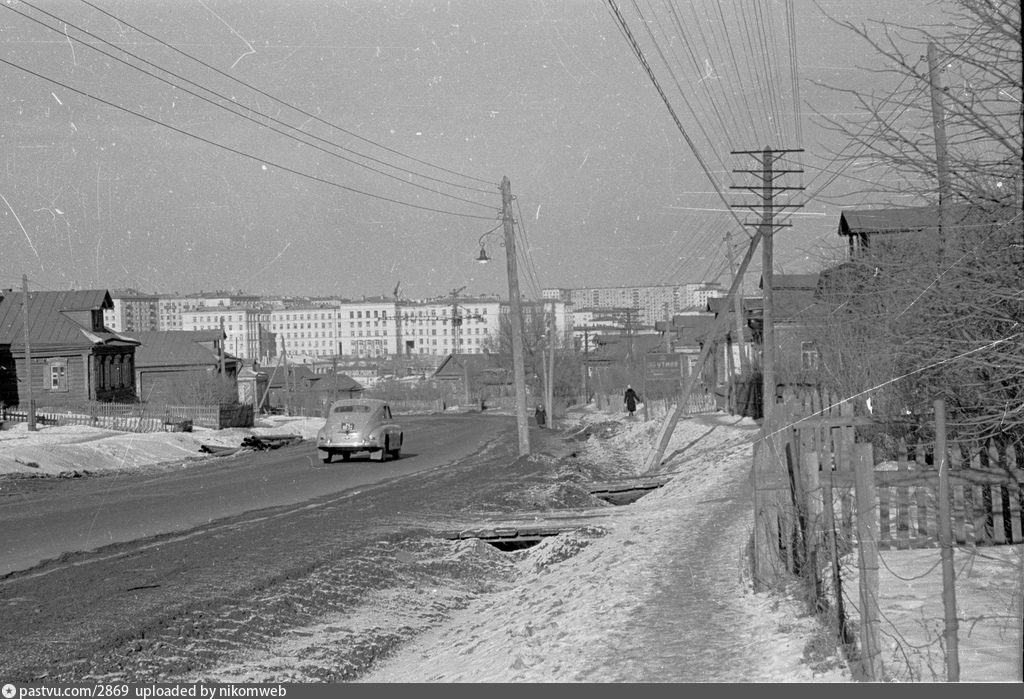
xmin=535 ymin=403 xmax=547 ymax=428
xmin=623 ymin=385 xmax=639 ymax=418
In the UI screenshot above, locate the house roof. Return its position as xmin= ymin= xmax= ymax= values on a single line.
xmin=433 ymin=352 xmax=502 ymax=376
xmin=130 ymin=330 xmax=226 ymax=369
xmin=592 ymin=333 xmax=666 ymax=360
xmin=433 ymin=353 xmax=511 ymax=385
xmin=0 ymin=289 xmax=138 ymax=348
xmin=257 ymin=363 xmax=363 ymax=392
xmin=838 ymin=203 xmax=1017 ymax=238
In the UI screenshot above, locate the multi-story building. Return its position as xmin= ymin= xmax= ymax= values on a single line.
xmin=181 ymin=305 xmax=273 ymax=362
xmin=271 ymin=303 xmax=343 ymax=360
xmin=392 ymin=296 xmax=503 ymax=358
xmin=104 ymin=290 xmax=160 ymax=332
xmin=544 ymin=283 xmax=725 ymax=328
xmin=112 ymin=290 xmax=580 ymax=367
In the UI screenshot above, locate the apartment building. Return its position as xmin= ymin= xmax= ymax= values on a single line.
xmin=181 ymin=305 xmax=272 ymax=362
xmin=109 ymin=290 xmax=573 ymax=365
xmin=104 ymin=290 xmax=160 ymax=332
xmin=544 ymin=282 xmax=725 ymax=328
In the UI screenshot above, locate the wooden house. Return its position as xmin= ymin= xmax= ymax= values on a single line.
xmin=130 ymin=329 xmax=241 ymax=404
xmin=0 ymin=289 xmax=140 ymax=407
xmin=749 ymin=273 xmax=825 ymax=383
xmin=432 ymin=352 xmax=512 ymax=405
xmin=837 ymin=202 xmax=1017 ymax=258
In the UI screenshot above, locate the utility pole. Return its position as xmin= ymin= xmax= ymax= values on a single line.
xmin=582 ymin=330 xmax=591 ymax=404
xmin=927 ymin=42 xmax=952 ymax=259
xmin=450 ymin=285 xmax=467 ymax=355
xmin=500 ymin=176 xmax=530 ymax=456
xmin=643 ymin=228 xmax=765 ymax=473
xmin=219 ymin=317 xmax=226 ymax=377
xmin=662 ymin=303 xmax=672 ymax=353
xmin=546 ymin=302 xmax=555 ymax=426
xmin=21 ymin=274 xmax=35 ymax=431
xmin=731 ymin=147 xmax=804 ymax=426
xmin=392 ymin=281 xmax=403 ymax=379
xmin=724 ymin=229 xmax=750 ymax=375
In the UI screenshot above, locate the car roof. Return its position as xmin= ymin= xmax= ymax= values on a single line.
xmin=328 ymin=398 xmax=388 ymax=409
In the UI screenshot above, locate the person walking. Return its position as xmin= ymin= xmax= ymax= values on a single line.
xmin=623 ymin=384 xmax=639 ymax=418
xmin=534 ymin=403 xmax=547 ymax=429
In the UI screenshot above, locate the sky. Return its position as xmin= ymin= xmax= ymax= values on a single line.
xmin=1 ymin=408 xmax=1020 ymax=681
xmin=0 ymin=0 xmax=953 ymax=302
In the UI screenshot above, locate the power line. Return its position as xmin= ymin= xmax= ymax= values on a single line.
xmin=74 ymin=0 xmax=496 ymax=189
xmin=0 ymin=56 xmax=498 ymax=221
xmin=604 ymin=0 xmax=752 ymax=237
xmin=5 ymin=1 xmax=496 ymax=210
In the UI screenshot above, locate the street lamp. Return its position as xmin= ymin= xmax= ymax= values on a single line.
xmin=476 ymin=179 xmax=530 ymax=456
xmin=476 ymin=239 xmax=491 ymax=264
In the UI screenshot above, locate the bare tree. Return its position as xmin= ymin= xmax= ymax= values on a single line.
xmin=808 ymin=0 xmax=1023 ymax=450
xmin=813 ymin=0 xmax=1022 ymax=209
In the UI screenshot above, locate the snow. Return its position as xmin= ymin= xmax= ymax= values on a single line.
xmin=1 ymin=409 xmax=1020 ymax=683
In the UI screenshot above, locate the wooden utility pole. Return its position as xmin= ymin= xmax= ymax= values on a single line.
xmin=935 ymin=398 xmax=961 ymax=681
xmin=219 ymin=318 xmax=226 ymax=377
xmin=927 ymin=42 xmax=952 ymax=259
xmin=731 ymin=147 xmax=804 ymax=426
xmin=546 ymin=302 xmax=555 ymax=426
xmin=21 ymin=274 xmax=35 ymax=431
xmin=582 ymin=330 xmax=591 ymax=404
xmin=643 ymin=228 xmax=763 ymax=473
xmin=724 ymin=229 xmax=749 ymax=374
xmin=501 ymin=176 xmax=530 ymax=456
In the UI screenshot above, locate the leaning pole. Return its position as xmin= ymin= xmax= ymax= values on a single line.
xmin=642 ymin=228 xmax=763 ymax=473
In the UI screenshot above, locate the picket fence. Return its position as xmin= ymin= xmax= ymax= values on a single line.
xmin=751 ymin=392 xmax=1023 ymax=680
xmin=1 ymin=402 xmax=254 ymax=432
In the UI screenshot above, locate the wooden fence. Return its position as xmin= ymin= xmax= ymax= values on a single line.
xmin=1 ymin=402 xmax=254 ymax=432
xmin=751 ymin=393 xmax=1024 ymax=680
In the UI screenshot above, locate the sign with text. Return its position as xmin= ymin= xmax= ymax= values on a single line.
xmin=644 ymin=353 xmax=683 ymax=381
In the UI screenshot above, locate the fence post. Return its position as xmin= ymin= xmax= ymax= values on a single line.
xmin=935 ymin=398 xmax=961 ymax=682
xmin=853 ymin=441 xmax=883 ymax=681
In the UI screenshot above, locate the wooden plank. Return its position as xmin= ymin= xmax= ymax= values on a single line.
xmin=794 ymin=415 xmax=875 ymax=430
xmin=991 ymin=483 xmax=1007 ymax=545
xmin=917 ymin=481 xmax=933 ymax=545
xmin=896 ymin=440 xmax=911 ymax=550
xmin=1008 ymin=483 xmax=1023 ymax=544
xmin=878 ymin=486 xmax=892 ymax=549
xmin=853 ymin=442 xmax=883 ymax=681
xmin=952 ymin=449 xmax=967 ymax=544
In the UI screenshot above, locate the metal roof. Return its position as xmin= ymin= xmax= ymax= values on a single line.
xmin=838 ymin=203 xmax=1016 ymax=237
xmin=130 ymin=330 xmax=225 ymax=368
xmin=0 ymin=289 xmax=135 ymax=348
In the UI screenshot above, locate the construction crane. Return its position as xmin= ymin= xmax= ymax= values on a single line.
xmin=449 ymin=286 xmax=467 ymax=354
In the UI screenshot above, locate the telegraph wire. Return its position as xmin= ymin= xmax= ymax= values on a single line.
xmin=679 ymin=0 xmax=756 ymax=140
xmin=6 ymin=1 xmax=496 ymax=208
xmin=784 ymin=0 xmax=804 ymax=146
xmin=710 ymin=0 xmax=760 ymax=137
xmin=74 ymin=0 xmax=496 ymax=189
xmin=655 ymin=0 xmax=742 ymax=152
xmin=513 ymin=196 xmax=544 ymax=301
xmin=635 ymin=0 xmax=737 ymax=163
xmin=604 ymin=0 xmax=752 ymax=238
xmin=0 ymin=56 xmax=497 ymax=221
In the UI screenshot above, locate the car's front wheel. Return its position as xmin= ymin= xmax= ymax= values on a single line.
xmin=321 ymin=450 xmax=332 ymax=464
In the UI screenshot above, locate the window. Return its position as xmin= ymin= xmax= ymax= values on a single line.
xmin=801 ymin=342 xmax=820 ymax=371
xmin=48 ymin=359 xmax=68 ymax=392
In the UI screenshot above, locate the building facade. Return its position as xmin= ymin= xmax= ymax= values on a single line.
xmin=544 ymin=283 xmax=725 ymax=328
